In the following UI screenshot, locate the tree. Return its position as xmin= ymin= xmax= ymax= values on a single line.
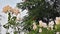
xmin=17 ymin=0 xmax=60 ymax=22
xmin=17 ymin=0 xmax=60 ymax=34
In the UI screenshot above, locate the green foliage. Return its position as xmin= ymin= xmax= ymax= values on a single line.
xmin=23 ymin=19 xmax=33 ymax=31
xmin=3 ymin=13 xmax=17 ymax=29
xmin=28 ymin=27 xmax=55 ymax=34
xmin=3 ymin=12 xmax=21 ymax=34
xmin=28 ymin=28 xmax=39 ymax=34
xmin=17 ymin=0 xmax=59 ymax=20
xmin=55 ymin=24 xmax=60 ymax=32
xmin=6 ymin=32 xmax=10 ymax=34
xmin=14 ymin=31 xmax=18 ymax=34
xmin=8 ymin=12 xmax=11 ymax=21
xmin=16 ymin=0 xmax=60 ymax=34
xmin=3 ymin=24 xmax=9 ymax=29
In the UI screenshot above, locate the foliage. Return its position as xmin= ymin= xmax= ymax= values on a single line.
xmin=2 ymin=5 xmax=22 ymax=34
xmin=17 ymin=0 xmax=60 ymax=34
xmin=17 ymin=0 xmax=59 ymax=20
xmin=3 ymin=12 xmax=19 ymax=34
xmin=55 ymin=24 xmax=60 ymax=32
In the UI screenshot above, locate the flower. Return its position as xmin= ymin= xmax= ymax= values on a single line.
xmin=56 ymin=17 xmax=59 ymax=20
xmin=39 ymin=20 xmax=43 ymax=27
xmin=2 ymin=5 xmax=20 ymax=15
xmin=42 ymin=23 xmax=47 ymax=28
xmin=16 ymin=17 xmax=21 ymax=21
xmin=3 ymin=5 xmax=12 ymax=13
xmin=56 ymin=32 xmax=60 ymax=34
xmin=49 ymin=21 xmax=54 ymax=26
xmin=11 ymin=8 xmax=20 ymax=15
xmin=33 ymin=23 xmax=37 ymax=30
xmin=55 ymin=17 xmax=60 ymax=25
xmin=39 ymin=28 xmax=42 ymax=33
xmin=48 ymin=21 xmax=54 ymax=30
xmin=39 ymin=20 xmax=47 ymax=28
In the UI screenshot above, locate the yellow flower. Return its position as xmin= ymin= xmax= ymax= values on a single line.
xmin=11 ymin=8 xmax=20 ymax=15
xmin=3 ymin=5 xmax=12 ymax=13
xmin=33 ymin=23 xmax=37 ymax=30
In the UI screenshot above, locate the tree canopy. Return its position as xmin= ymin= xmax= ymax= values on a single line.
xmin=17 ymin=0 xmax=60 ymax=31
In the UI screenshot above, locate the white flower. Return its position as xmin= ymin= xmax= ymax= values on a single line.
xmin=56 ymin=32 xmax=60 ymax=34
xmin=39 ymin=20 xmax=43 ymax=27
xmin=39 ymin=20 xmax=47 ymax=28
xmin=56 ymin=17 xmax=59 ymax=20
xmin=39 ymin=28 xmax=42 ymax=32
xmin=47 ymin=26 xmax=54 ymax=30
xmin=55 ymin=20 xmax=60 ymax=24
xmin=42 ymin=23 xmax=47 ymax=28
xmin=48 ymin=21 xmax=54 ymax=30
xmin=49 ymin=21 xmax=54 ymax=26
xmin=33 ymin=23 xmax=37 ymax=30
xmin=33 ymin=22 xmax=36 ymax=25
xmin=55 ymin=17 xmax=60 ymax=25
xmin=58 ymin=17 xmax=60 ymax=19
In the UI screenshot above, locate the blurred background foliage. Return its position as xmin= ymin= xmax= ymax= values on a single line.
xmin=16 ymin=0 xmax=60 ymax=34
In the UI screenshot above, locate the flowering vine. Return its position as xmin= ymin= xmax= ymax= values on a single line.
xmin=3 ymin=5 xmax=21 ymax=34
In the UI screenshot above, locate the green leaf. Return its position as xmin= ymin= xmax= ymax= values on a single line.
xmin=55 ymin=24 xmax=60 ymax=32
xmin=14 ymin=31 xmax=18 ymax=34
xmin=6 ymin=32 xmax=10 ymax=34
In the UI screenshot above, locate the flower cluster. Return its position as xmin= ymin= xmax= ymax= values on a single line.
xmin=3 ymin=5 xmax=12 ymax=13
xmin=2 ymin=5 xmax=20 ymax=15
xmin=32 ymin=20 xmax=53 ymax=32
xmin=32 ymin=17 xmax=60 ymax=34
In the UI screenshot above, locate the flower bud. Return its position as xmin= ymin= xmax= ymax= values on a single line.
xmin=33 ymin=23 xmax=37 ymax=30
xmin=39 ymin=28 xmax=42 ymax=32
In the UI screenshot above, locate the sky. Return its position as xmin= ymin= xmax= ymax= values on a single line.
xmin=0 ymin=0 xmax=23 ymax=25
xmin=0 ymin=0 xmax=22 ymax=12
xmin=0 ymin=0 xmax=27 ymax=34
xmin=0 ymin=0 xmax=28 ymax=25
